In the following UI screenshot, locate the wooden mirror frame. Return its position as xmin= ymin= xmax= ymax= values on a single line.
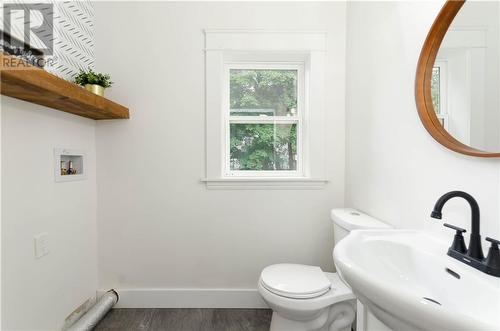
xmin=415 ymin=0 xmax=500 ymax=157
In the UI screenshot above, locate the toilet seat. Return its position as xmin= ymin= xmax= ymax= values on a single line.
xmin=260 ymin=264 xmax=332 ymax=299
xmin=258 ymin=271 xmax=356 ymax=313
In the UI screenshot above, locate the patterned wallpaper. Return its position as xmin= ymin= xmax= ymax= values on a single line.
xmin=1 ymin=0 xmax=95 ymax=81
xmin=50 ymin=1 xmax=95 ymax=79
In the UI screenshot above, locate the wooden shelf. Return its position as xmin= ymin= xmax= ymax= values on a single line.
xmin=0 ymin=53 xmax=129 ymax=120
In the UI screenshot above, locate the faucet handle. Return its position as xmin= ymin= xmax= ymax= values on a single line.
xmin=444 ymin=223 xmax=467 ymax=254
xmin=486 ymin=237 xmax=500 ymax=246
xmin=444 ymin=223 xmax=466 ymax=233
xmin=485 ymin=237 xmax=500 ymax=271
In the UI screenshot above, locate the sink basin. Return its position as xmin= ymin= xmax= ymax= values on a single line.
xmin=333 ymin=230 xmax=500 ymax=331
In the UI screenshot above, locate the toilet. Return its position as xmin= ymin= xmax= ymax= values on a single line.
xmin=257 ymin=208 xmax=392 ymax=331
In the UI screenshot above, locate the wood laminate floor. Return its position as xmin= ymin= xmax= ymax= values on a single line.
xmin=94 ymin=308 xmax=272 ymax=331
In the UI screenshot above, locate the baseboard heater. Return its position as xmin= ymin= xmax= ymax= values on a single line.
xmin=67 ymin=290 xmax=119 ymax=331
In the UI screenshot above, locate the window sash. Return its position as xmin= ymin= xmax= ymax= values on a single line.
xmin=223 ymin=62 xmax=305 ymax=177
xmin=228 ymin=116 xmax=299 ymax=124
xmin=227 ymin=121 xmax=302 ymax=176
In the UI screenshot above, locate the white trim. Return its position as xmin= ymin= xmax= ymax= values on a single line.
xmin=228 ymin=117 xmax=299 ymax=124
xmin=205 ymin=29 xmax=327 ymax=34
xmin=202 ymin=178 xmax=328 ymax=190
xmin=433 ymin=60 xmax=449 ymax=130
xmin=204 ymin=29 xmax=326 ymax=52
xmin=97 ymin=288 xmax=268 ymax=309
xmin=205 ymin=30 xmax=326 ymax=189
xmin=224 ymin=171 xmax=303 ymax=178
xmin=225 ymin=62 xmax=303 ymax=69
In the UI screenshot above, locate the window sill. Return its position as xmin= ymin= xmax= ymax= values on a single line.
xmin=201 ymin=177 xmax=328 ymax=190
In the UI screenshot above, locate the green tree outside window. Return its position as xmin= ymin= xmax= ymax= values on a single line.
xmin=229 ymin=69 xmax=298 ymax=171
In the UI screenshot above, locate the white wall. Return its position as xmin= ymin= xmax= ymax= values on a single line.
xmin=1 ymin=97 xmax=98 ymax=330
xmin=94 ymin=2 xmax=346 ymax=297
xmin=345 ymin=1 xmax=500 ymax=246
xmin=1 ymin=87 xmax=3 ymax=330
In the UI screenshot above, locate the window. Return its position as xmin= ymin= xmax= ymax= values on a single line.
xmin=432 ymin=61 xmax=448 ymax=128
xmin=431 ymin=67 xmax=441 ymax=114
xmin=225 ymin=65 xmax=304 ymax=176
xmin=204 ymin=30 xmax=327 ymax=189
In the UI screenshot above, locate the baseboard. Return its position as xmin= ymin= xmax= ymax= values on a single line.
xmin=97 ymin=288 xmax=268 ymax=309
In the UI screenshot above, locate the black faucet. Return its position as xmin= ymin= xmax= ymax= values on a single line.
xmin=431 ymin=191 xmax=483 ymax=259
xmin=431 ymin=191 xmax=500 ymax=277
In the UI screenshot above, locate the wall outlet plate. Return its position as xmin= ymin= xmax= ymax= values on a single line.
xmin=34 ymin=232 xmax=49 ymax=259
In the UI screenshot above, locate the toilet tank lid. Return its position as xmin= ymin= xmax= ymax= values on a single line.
xmin=330 ymin=208 xmax=392 ymax=231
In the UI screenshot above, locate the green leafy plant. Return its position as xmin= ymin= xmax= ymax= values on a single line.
xmin=74 ymin=69 xmax=113 ymax=88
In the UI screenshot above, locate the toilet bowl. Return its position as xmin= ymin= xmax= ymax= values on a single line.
xmin=258 ymin=264 xmax=356 ymax=331
xmin=258 ymin=208 xmax=391 ymax=331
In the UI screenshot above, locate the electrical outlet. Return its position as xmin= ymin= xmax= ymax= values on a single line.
xmin=34 ymin=232 xmax=49 ymax=259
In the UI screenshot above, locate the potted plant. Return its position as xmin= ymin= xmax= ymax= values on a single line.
xmin=74 ymin=69 xmax=113 ymax=97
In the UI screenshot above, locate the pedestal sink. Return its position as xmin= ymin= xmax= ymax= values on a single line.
xmin=333 ymin=230 xmax=500 ymax=331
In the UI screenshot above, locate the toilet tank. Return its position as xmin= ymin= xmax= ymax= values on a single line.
xmin=331 ymin=208 xmax=392 ymax=245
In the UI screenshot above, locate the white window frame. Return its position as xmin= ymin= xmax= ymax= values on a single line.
xmin=203 ymin=30 xmax=327 ymax=189
xmin=433 ymin=60 xmax=449 ymax=130
xmin=223 ymin=62 xmax=306 ymax=178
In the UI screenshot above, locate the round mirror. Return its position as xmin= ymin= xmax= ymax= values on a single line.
xmin=416 ymin=0 xmax=500 ymax=157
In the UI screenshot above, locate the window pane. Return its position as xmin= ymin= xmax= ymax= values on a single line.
xmin=230 ymin=123 xmax=297 ymax=171
xmin=229 ymin=69 xmax=298 ymax=117
xmin=431 ymin=67 xmax=440 ymax=114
